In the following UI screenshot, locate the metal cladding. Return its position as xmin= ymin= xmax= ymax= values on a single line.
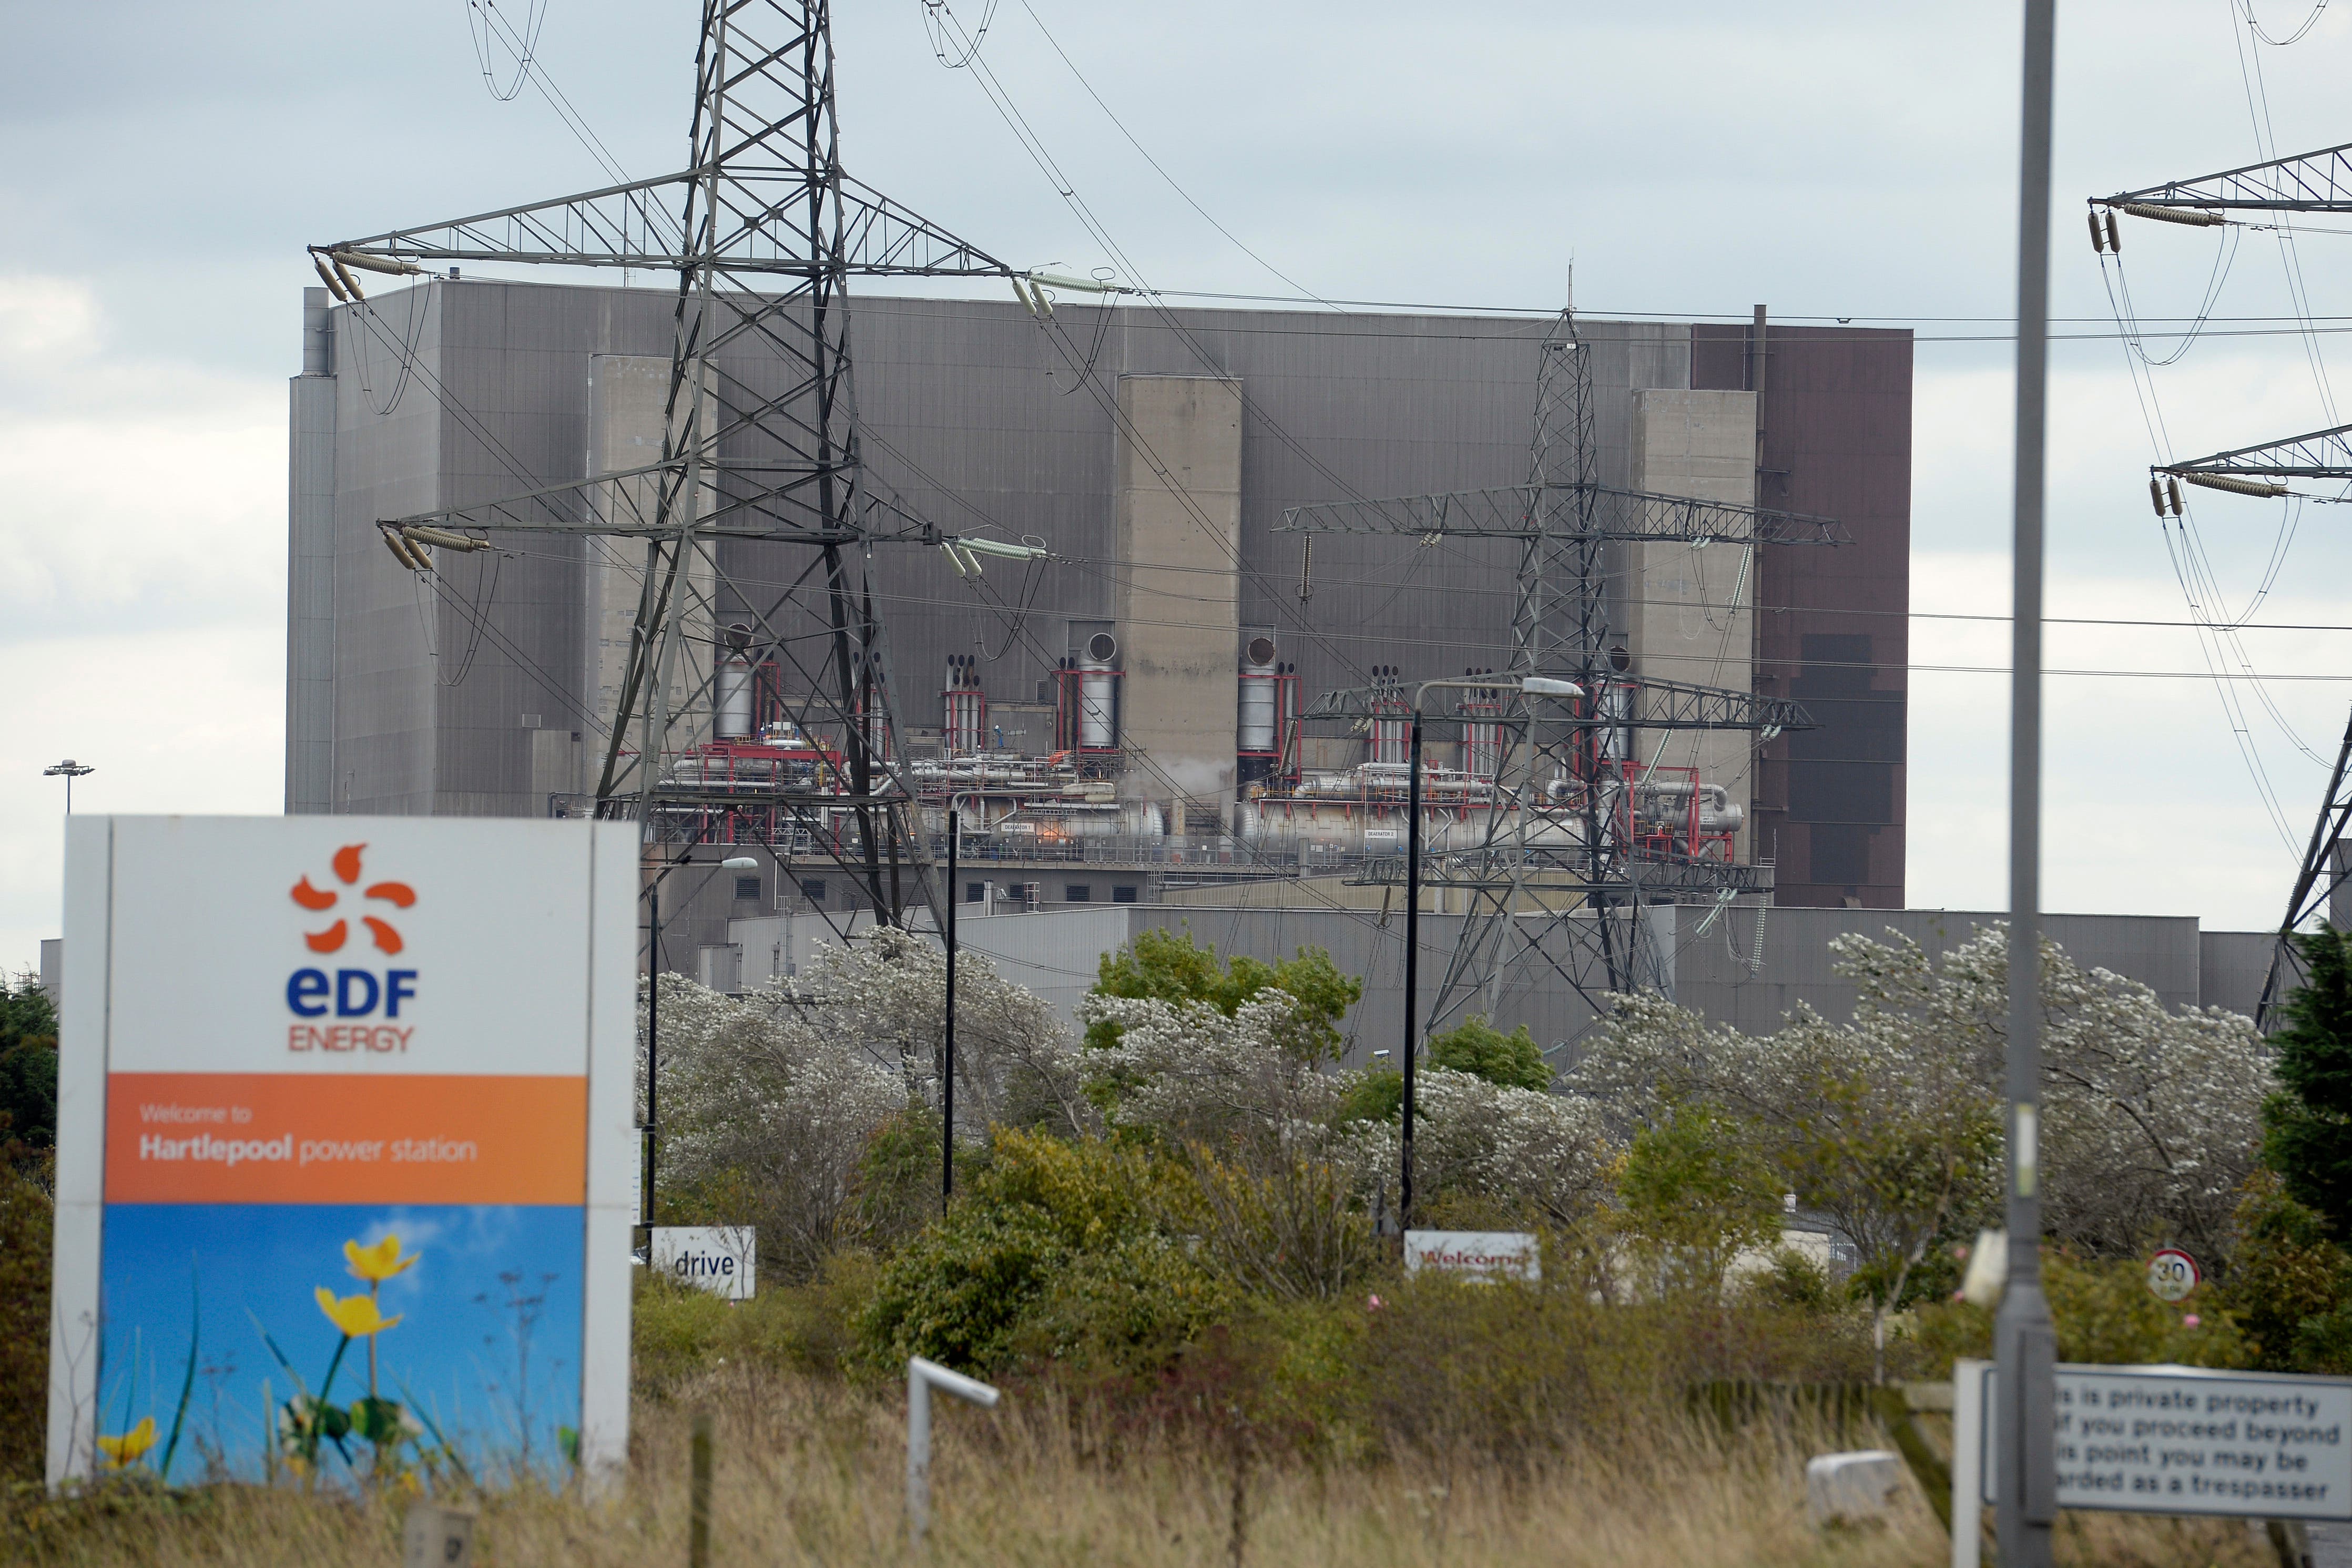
xmin=289 ymin=284 xmax=1911 ymax=934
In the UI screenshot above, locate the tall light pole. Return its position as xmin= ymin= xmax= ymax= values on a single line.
xmin=942 ymin=799 xmax=960 ymax=1213
xmin=1998 ymin=3 xmax=2061 ymax=1563
xmin=44 ymin=759 xmax=94 ymax=814
xmin=1399 ymin=675 xmax=1581 ymax=1229
xmin=642 ymin=851 xmax=758 ymax=1231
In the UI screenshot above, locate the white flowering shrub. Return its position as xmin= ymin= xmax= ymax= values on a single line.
xmin=645 ymin=926 xmax=1093 ymax=1278
xmin=1577 ymin=924 xmax=2270 ymax=1274
xmin=1837 ymin=924 xmax=2269 ymax=1258
xmin=1072 ymin=989 xmax=1622 ymax=1297
xmin=1412 ymin=1067 xmax=1618 ymax=1230
xmin=1078 ymin=990 xmax=1344 ymax=1150
xmin=648 ymin=974 xmax=907 ymax=1280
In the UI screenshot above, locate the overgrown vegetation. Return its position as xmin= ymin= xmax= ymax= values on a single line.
xmin=620 ymin=920 xmax=2282 ymax=1398
xmin=1 ymin=969 xmax=59 ymax=1157
xmin=5 ymin=920 xmax=2340 ymax=1565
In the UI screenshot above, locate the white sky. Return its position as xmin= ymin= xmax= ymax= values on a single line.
xmin=5 ymin=0 xmax=2351 ymax=971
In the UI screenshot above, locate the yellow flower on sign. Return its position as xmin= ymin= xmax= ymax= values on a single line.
xmin=97 ymin=1416 xmax=157 ymax=1468
xmin=315 ymin=1287 xmax=403 ymax=1339
xmin=343 ymin=1234 xmax=419 ymax=1284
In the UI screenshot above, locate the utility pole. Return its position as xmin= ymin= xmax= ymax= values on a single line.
xmin=943 ymin=809 xmax=958 ymax=1213
xmin=1997 ymin=4 xmax=2060 ymax=1564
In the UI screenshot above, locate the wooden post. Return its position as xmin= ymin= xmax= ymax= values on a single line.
xmin=402 ymin=1502 xmax=476 ymax=1568
xmin=689 ymin=1410 xmax=713 ymax=1568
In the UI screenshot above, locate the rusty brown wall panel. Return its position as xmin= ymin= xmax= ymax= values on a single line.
xmin=1693 ymin=322 xmax=1911 ymax=908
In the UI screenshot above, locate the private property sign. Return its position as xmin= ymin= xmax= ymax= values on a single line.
xmin=1973 ymin=1363 xmax=2352 ymax=1519
xmin=47 ymin=817 xmax=637 ymax=1491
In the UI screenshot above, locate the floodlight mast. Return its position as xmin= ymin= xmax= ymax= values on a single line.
xmin=314 ymin=0 xmax=1019 ymax=930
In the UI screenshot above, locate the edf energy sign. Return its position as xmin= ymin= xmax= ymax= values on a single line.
xmin=45 ymin=817 xmax=636 ymax=1489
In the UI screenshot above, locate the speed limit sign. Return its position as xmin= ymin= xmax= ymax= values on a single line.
xmin=2147 ymin=1247 xmax=2201 ymax=1302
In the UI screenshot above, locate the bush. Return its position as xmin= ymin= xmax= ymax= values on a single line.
xmin=0 ymin=970 xmax=57 ymax=1157
xmin=855 ymin=1128 xmax=1225 ymax=1377
xmin=633 ymin=1253 xmax=878 ymax=1390
xmin=1616 ymin=1102 xmax=1783 ymax=1300
xmin=2043 ymin=1249 xmax=2252 ymax=1369
xmin=0 ymin=1159 xmax=51 ymax=1483
xmin=1087 ymin=929 xmax=1360 ymax=1063
xmin=1903 ymin=1243 xmax=2254 ymax=1380
xmin=1426 ymin=1016 xmax=1551 ymax=1092
xmin=2220 ymin=1170 xmax=2352 ymax=1371
xmin=1337 ymin=1272 xmax=1878 ymax=1461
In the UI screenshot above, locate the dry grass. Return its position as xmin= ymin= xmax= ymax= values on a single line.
xmin=7 ymin=1368 xmax=2272 ymax=1568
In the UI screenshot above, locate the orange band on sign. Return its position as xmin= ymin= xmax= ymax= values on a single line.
xmin=104 ymin=1073 xmax=586 ymax=1205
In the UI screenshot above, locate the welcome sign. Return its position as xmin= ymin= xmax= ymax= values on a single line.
xmin=46 ymin=817 xmax=636 ymax=1489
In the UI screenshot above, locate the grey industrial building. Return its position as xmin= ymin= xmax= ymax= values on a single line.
xmin=279 ymin=277 xmax=2287 ymax=1047
xmin=285 ymin=279 xmax=1912 ymax=902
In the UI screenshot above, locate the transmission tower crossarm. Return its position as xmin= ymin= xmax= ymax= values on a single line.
xmin=2156 ymin=421 xmax=2352 ymax=482
xmin=2100 ymin=140 xmax=2352 ymax=215
xmin=317 ymin=168 xmax=1011 ymax=279
xmin=1279 ymin=481 xmax=1844 ymax=545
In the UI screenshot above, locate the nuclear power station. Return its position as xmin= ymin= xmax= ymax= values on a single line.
xmin=281 ymin=0 xmax=1930 ymax=1046
xmin=285 ymin=286 xmax=1912 ymax=917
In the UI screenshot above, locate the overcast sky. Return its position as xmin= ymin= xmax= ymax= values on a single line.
xmin=5 ymin=0 xmax=2351 ymax=974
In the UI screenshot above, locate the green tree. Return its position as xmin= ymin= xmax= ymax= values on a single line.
xmin=1617 ymin=1101 xmax=1785 ymax=1301
xmin=856 ymin=1127 xmax=1225 ymax=1374
xmin=1087 ymin=929 xmax=1360 ymax=1062
xmin=0 ymin=1160 xmax=52 ymax=1481
xmin=2265 ymin=929 xmax=2352 ymax=1237
xmin=1426 ymin=1015 xmax=1551 ymax=1092
xmin=2222 ymin=1171 xmax=2352 ymax=1372
xmin=0 ymin=971 xmax=57 ymax=1151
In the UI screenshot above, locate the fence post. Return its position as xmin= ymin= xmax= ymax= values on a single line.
xmin=689 ymin=1410 xmax=712 ymax=1568
xmin=1951 ymin=1359 xmax=1987 ymax=1568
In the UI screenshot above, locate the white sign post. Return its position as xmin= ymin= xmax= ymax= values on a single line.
xmin=1403 ymin=1229 xmax=1540 ymax=1283
xmin=906 ymin=1357 xmax=1000 ymax=1544
xmin=650 ymin=1226 xmax=757 ymax=1300
xmin=1951 ymin=1360 xmax=2352 ymax=1568
xmin=47 ymin=817 xmax=637 ymax=1492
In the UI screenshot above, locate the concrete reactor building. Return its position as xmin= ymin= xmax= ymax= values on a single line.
xmin=286 ymin=281 xmax=1912 ymax=935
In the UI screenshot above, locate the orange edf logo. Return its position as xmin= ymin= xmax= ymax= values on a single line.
xmin=290 ymin=844 xmax=416 ymax=955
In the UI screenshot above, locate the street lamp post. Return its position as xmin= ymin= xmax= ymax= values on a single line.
xmin=1997 ymin=3 xmax=2061 ymax=1563
xmin=642 ymin=851 xmax=759 ymax=1231
xmin=1398 ymin=675 xmax=1581 ymax=1230
xmin=943 ymin=802 xmax=959 ymax=1213
xmin=44 ymin=759 xmax=94 ymax=813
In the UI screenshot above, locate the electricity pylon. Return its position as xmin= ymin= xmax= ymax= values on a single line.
xmin=1287 ymin=312 xmax=1842 ymax=1033
xmin=2094 ymin=146 xmax=2352 ymax=500
xmin=2093 ymin=145 xmax=2352 ymax=1025
xmin=2257 ymin=708 xmax=2352 ymax=1032
xmin=311 ymin=0 xmax=1013 ymax=924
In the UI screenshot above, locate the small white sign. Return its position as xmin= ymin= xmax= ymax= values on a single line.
xmin=1976 ymin=1363 xmax=2352 ymax=1520
xmin=1403 ymin=1229 xmax=1540 ymax=1284
xmin=650 ymin=1226 xmax=757 ymax=1300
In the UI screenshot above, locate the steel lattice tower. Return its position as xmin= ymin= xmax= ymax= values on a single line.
xmin=311 ymin=1 xmax=1013 ymax=924
xmin=1286 ymin=311 xmax=1845 ymax=1035
xmin=2091 ymin=142 xmax=2352 ymax=1023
